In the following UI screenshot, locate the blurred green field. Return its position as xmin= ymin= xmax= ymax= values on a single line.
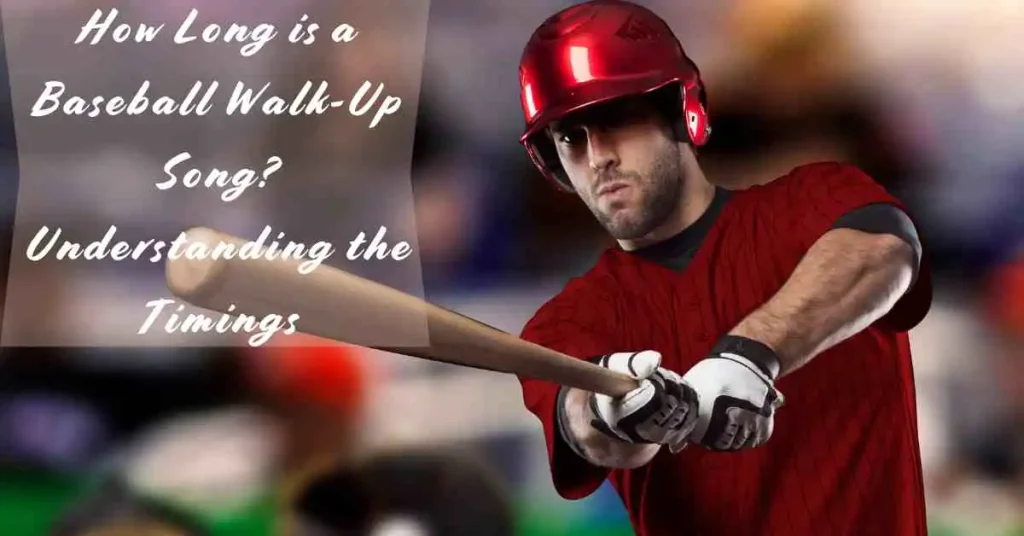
xmin=1 ymin=471 xmax=1020 ymax=536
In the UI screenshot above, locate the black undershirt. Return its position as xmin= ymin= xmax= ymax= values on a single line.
xmin=630 ymin=187 xmax=733 ymax=271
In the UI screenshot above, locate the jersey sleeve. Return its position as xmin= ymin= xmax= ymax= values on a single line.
xmin=776 ymin=162 xmax=932 ymax=332
xmin=517 ymin=277 xmax=621 ymax=500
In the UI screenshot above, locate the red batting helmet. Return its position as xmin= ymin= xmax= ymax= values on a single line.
xmin=518 ymin=0 xmax=710 ymax=191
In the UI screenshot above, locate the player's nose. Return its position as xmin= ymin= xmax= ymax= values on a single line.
xmin=586 ymin=129 xmax=620 ymax=173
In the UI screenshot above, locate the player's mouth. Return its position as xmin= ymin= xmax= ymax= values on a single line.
xmin=596 ymin=182 xmax=630 ymax=198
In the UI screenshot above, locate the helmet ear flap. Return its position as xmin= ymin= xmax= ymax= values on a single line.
xmin=677 ymin=82 xmax=711 ymax=147
xmin=526 ymin=134 xmax=575 ymax=192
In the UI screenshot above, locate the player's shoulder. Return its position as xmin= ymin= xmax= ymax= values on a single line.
xmin=541 ymin=258 xmax=620 ymax=308
xmin=742 ymin=161 xmax=877 ymax=197
xmin=524 ymin=255 xmax=623 ymax=326
xmin=731 ymin=160 xmax=890 ymax=212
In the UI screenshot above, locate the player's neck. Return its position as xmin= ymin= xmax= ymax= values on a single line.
xmin=618 ymin=167 xmax=716 ymax=252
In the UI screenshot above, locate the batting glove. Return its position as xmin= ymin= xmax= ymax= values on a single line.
xmin=683 ymin=336 xmax=786 ymax=452
xmin=587 ymin=351 xmax=698 ymax=451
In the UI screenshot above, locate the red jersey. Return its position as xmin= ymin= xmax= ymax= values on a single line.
xmin=518 ymin=162 xmax=932 ymax=536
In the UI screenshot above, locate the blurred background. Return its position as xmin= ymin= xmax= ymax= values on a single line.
xmin=0 ymin=0 xmax=1022 ymax=534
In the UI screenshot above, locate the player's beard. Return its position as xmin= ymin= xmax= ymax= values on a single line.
xmin=587 ymin=144 xmax=683 ymax=240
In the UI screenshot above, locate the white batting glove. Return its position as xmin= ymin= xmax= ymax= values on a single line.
xmin=684 ymin=336 xmax=786 ymax=452
xmin=588 ymin=351 xmax=698 ymax=451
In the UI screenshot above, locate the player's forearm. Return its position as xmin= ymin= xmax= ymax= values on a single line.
xmin=730 ymin=229 xmax=916 ymax=376
xmin=561 ymin=387 xmax=661 ymax=469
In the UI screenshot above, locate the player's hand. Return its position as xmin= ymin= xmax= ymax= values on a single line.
xmin=683 ymin=336 xmax=785 ymax=452
xmin=588 ymin=351 xmax=698 ymax=450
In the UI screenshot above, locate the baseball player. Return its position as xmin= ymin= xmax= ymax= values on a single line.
xmin=515 ymin=2 xmax=932 ymax=535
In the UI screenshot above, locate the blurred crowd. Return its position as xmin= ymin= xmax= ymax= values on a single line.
xmin=0 ymin=0 xmax=1022 ymax=534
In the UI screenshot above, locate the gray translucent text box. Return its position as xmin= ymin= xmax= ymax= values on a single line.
xmin=1 ymin=0 xmax=431 ymax=347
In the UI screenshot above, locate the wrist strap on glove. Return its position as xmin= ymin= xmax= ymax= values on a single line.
xmin=712 ymin=335 xmax=781 ymax=380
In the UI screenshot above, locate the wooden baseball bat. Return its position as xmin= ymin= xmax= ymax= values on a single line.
xmin=165 ymin=227 xmax=639 ymax=398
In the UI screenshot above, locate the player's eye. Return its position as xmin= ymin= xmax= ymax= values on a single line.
xmin=555 ymin=128 xmax=585 ymax=146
